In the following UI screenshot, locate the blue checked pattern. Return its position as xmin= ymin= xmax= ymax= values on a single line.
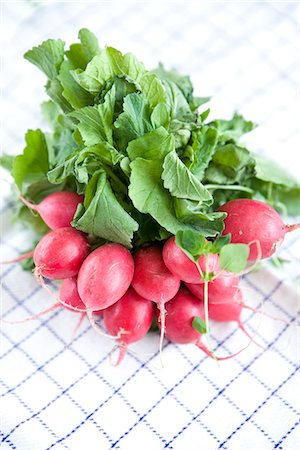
xmin=1 ymin=2 xmax=300 ymax=449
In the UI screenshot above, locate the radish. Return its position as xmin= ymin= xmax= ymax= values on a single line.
xmin=186 ymin=270 xmax=240 ymax=304
xmin=77 ymin=243 xmax=134 ymax=311
xmin=218 ymin=199 xmax=300 ymax=261
xmin=131 ymin=245 xmax=180 ymax=356
xmin=206 ymin=289 xmax=256 ymax=342
xmin=59 ymin=277 xmax=86 ymax=312
xmin=161 ymin=287 xmax=254 ymax=359
xmin=103 ymin=287 xmax=154 ymax=365
xmin=33 ymin=227 xmax=90 ymax=280
xmin=162 ymin=236 xmax=220 ymax=283
xmin=19 ymin=191 xmax=83 ymax=230
xmin=158 ymin=287 xmax=218 ymax=357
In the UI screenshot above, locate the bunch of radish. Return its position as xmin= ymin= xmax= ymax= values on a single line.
xmin=2 ymin=193 xmax=299 ymax=365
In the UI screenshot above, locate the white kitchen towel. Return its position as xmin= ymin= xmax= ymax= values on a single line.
xmin=1 ymin=2 xmax=299 ymax=450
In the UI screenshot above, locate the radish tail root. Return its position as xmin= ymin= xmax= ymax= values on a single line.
xmin=86 ymin=310 xmax=118 ymax=340
xmin=109 ymin=343 xmax=128 ymax=366
xmin=237 ymin=320 xmax=265 ymax=349
xmin=71 ymin=312 xmax=86 ymax=340
xmin=1 ymin=302 xmax=61 ymax=324
xmin=286 ymin=223 xmax=300 ymax=233
xmin=241 ymin=303 xmax=294 ymax=325
xmin=158 ymin=301 xmax=166 ymax=367
xmin=1 ymin=251 xmax=34 ymax=265
xmin=33 ymin=268 xmax=59 ymax=301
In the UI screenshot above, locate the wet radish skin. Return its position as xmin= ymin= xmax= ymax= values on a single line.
xmin=77 ymin=243 xmax=134 ymax=311
xmin=186 ymin=271 xmax=240 ymax=304
xmin=33 ymin=227 xmax=90 ymax=280
xmin=132 ymin=245 xmax=180 ymax=303
xmin=103 ymin=287 xmax=154 ymax=345
xmin=60 ymin=277 xmax=86 ymax=312
xmin=163 ymin=236 xmax=220 ymax=284
xmin=162 ymin=288 xmax=205 ymax=344
xmin=218 ymin=199 xmax=286 ymax=261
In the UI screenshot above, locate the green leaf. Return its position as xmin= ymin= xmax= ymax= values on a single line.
xmin=84 ymin=142 xmax=123 ymax=166
xmin=184 ymin=126 xmax=218 ymax=180
xmin=78 ymin=28 xmax=100 ymax=62
xmin=72 ymin=170 xmax=138 ymax=247
xmin=139 ymin=73 xmax=165 ymax=108
xmin=191 ymin=97 xmax=211 ymax=111
xmin=114 ymin=93 xmax=153 ymax=151
xmin=47 ymin=153 xmax=77 ymax=184
xmin=213 ymin=112 xmax=257 ymax=142
xmin=163 ymin=80 xmax=195 ymax=122
xmin=210 ymin=234 xmax=231 ymax=254
xmin=192 ymin=316 xmax=207 ymax=334
xmin=72 ymin=47 xmax=145 ymax=94
xmin=0 ymin=154 xmax=14 ymax=171
xmin=219 ymin=243 xmax=249 ymax=273
xmin=175 ymin=230 xmax=207 ymax=262
xmin=275 ymin=186 xmax=300 ymax=216
xmin=59 ymin=59 xmax=94 ymax=109
xmin=129 ymin=158 xmax=182 ymax=235
xmin=12 ymin=129 xmax=49 ymax=192
xmin=162 ymin=150 xmax=212 ymax=203
xmin=174 ymin=198 xmax=226 ymax=236
xmin=153 ymin=63 xmax=194 ymax=103
xmin=150 ymin=102 xmax=170 ymax=129
xmin=24 ymin=39 xmax=65 ymax=79
xmin=45 ymin=78 xmax=72 ymax=113
xmin=205 ymin=143 xmax=253 ymax=184
xmin=254 ymin=154 xmax=299 ymax=188
xmin=69 ymin=86 xmax=115 ymax=146
xmin=127 ymin=127 xmax=174 ymax=161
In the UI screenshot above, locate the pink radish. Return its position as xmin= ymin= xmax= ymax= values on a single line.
xmin=33 ymin=227 xmax=90 ymax=280
xmin=59 ymin=277 xmax=86 ymax=312
xmin=161 ymin=287 xmax=253 ymax=359
xmin=206 ymin=289 xmax=257 ymax=342
xmin=77 ymin=243 xmax=134 ymax=311
xmin=131 ymin=245 xmax=180 ymax=356
xmin=218 ymin=199 xmax=300 ymax=261
xmin=162 ymin=236 xmax=220 ymax=283
xmin=103 ymin=287 xmax=154 ymax=365
xmin=19 ymin=191 xmax=83 ymax=230
xmin=186 ymin=270 xmax=240 ymax=304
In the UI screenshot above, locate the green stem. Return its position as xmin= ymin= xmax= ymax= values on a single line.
xmin=103 ymin=164 xmax=128 ymax=195
xmin=204 ymin=184 xmax=254 ymax=194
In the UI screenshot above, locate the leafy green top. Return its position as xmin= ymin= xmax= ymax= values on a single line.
xmin=3 ymin=28 xmax=300 ymax=247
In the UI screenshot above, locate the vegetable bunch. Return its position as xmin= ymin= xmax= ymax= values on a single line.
xmin=2 ymin=29 xmax=300 ymax=363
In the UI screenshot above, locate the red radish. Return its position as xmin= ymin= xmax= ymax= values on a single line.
xmin=186 ymin=270 xmax=240 ymax=304
xmin=19 ymin=191 xmax=83 ymax=230
xmin=158 ymin=288 xmax=218 ymax=357
xmin=33 ymin=227 xmax=90 ymax=280
xmin=131 ymin=245 xmax=180 ymax=356
xmin=59 ymin=277 xmax=86 ymax=312
xmin=103 ymin=287 xmax=154 ymax=365
xmin=161 ymin=287 xmax=254 ymax=359
xmin=207 ymin=289 xmax=256 ymax=342
xmin=162 ymin=236 xmax=220 ymax=283
xmin=218 ymin=199 xmax=300 ymax=261
xmin=77 ymin=243 xmax=134 ymax=311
